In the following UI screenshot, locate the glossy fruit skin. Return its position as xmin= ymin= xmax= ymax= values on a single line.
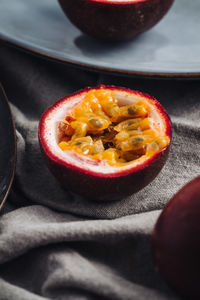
xmin=152 ymin=176 xmax=200 ymax=298
xmin=58 ymin=0 xmax=174 ymax=41
xmin=40 ymin=145 xmax=170 ymax=201
xmin=38 ymin=85 xmax=171 ymax=201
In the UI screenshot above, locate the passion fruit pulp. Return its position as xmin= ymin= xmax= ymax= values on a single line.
xmin=152 ymin=177 xmax=200 ymax=298
xmin=58 ymin=0 xmax=174 ymax=41
xmin=38 ymin=85 xmax=171 ymax=201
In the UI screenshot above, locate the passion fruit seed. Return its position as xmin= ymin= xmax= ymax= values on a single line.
xmin=146 ymin=137 xmax=170 ymax=156
xmin=95 ymin=148 xmax=123 ymax=166
xmin=114 ymin=118 xmax=140 ymax=132
xmin=71 ymin=121 xmax=88 ymax=139
xmin=119 ymin=137 xmax=145 ymax=152
xmin=115 ymin=130 xmax=130 ymax=142
xmin=58 ymin=89 xmax=169 ymax=166
xmin=132 ymin=137 xmax=144 ymax=145
xmin=114 ymin=118 xmax=150 ymax=132
xmin=122 ymin=149 xmax=146 ymax=162
xmin=89 ymin=118 xmax=103 ymax=129
xmin=119 ymin=104 xmax=147 ymax=118
xmin=90 ymin=140 xmax=105 ymax=155
xmin=128 ymin=107 xmax=137 ymax=115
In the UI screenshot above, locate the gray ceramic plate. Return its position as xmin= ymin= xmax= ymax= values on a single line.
xmin=0 ymin=85 xmax=16 ymax=211
xmin=0 ymin=0 xmax=200 ymax=77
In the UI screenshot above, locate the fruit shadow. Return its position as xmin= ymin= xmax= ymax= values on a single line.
xmin=74 ymin=33 xmax=144 ymax=56
xmin=74 ymin=31 xmax=168 ymax=61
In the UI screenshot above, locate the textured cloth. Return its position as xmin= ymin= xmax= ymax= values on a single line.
xmin=0 ymin=42 xmax=200 ymax=299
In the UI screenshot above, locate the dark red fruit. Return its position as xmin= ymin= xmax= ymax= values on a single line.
xmin=38 ymin=85 xmax=171 ymax=201
xmin=58 ymin=0 xmax=174 ymax=41
xmin=152 ymin=176 xmax=200 ymax=298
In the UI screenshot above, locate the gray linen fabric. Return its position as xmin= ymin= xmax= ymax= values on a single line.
xmin=0 ymin=42 xmax=200 ymax=299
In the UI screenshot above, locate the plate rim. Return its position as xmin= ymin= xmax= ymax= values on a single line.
xmin=1 ymin=35 xmax=200 ymax=79
xmin=0 ymin=83 xmax=17 ymax=211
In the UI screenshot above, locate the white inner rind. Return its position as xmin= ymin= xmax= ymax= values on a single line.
xmin=43 ymin=90 xmax=167 ymax=174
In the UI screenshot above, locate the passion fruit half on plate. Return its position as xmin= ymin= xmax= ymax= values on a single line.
xmin=39 ymin=85 xmax=171 ymax=201
xmin=58 ymin=0 xmax=174 ymax=41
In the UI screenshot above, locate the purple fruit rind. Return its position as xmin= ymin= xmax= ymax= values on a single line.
xmin=58 ymin=0 xmax=174 ymax=41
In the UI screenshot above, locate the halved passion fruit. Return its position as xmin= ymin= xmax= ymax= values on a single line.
xmin=58 ymin=0 xmax=174 ymax=41
xmin=39 ymin=85 xmax=171 ymax=201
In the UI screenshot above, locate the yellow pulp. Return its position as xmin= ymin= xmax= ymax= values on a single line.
xmin=58 ymin=89 xmax=169 ymax=166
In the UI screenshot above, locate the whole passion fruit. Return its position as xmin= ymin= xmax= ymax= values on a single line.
xmin=38 ymin=85 xmax=171 ymax=201
xmin=58 ymin=0 xmax=174 ymax=41
xmin=152 ymin=177 xmax=200 ymax=298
